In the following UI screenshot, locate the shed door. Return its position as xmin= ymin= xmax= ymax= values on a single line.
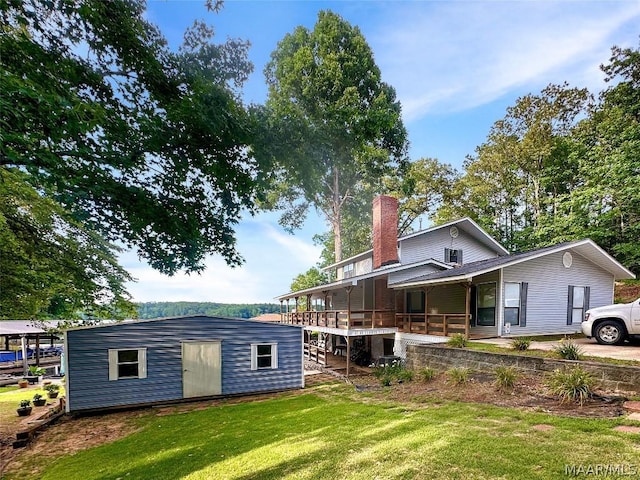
xmin=182 ymin=341 xmax=221 ymax=398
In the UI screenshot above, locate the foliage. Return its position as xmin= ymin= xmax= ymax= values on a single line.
xmin=418 ymin=367 xmax=437 ymax=382
xmin=28 ymin=366 xmax=46 ymax=376
xmin=447 ymin=367 xmax=470 ymax=385
xmin=136 ymin=302 xmax=281 ymax=319
xmin=510 ymin=337 xmax=532 ymax=351
xmin=44 ymin=384 xmax=60 ymax=393
xmin=546 ymin=367 xmax=594 ymax=405
xmin=553 ymin=338 xmax=583 ymax=360
xmin=494 ymin=366 xmax=518 ymax=391
xmin=0 ymin=169 xmax=136 ymax=320
xmin=257 ymin=10 xmax=408 ymax=262
xmin=0 ymin=0 xmax=262 ymax=275
xmin=18 ymin=399 xmax=31 ymax=408
xmin=446 ymin=333 xmax=468 ymax=348
xmin=289 ymin=267 xmax=329 ymax=309
xmin=32 ymin=393 xmax=43 ymax=401
xmin=371 ymin=359 xmax=411 ymax=386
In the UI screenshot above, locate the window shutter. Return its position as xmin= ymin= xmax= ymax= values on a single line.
xmin=444 ymin=248 xmax=450 ymax=262
xmin=519 ymin=282 xmax=528 ymax=327
xmin=567 ymin=285 xmax=574 ymax=325
xmin=250 ymin=344 xmax=257 ymax=371
xmin=584 ymin=286 xmax=590 ymax=314
xmin=108 ymin=349 xmax=118 ymax=381
xmin=138 ymin=348 xmax=147 ymax=379
xmin=458 ymin=250 xmax=463 ymax=264
xmin=272 ymin=344 xmax=278 ymax=369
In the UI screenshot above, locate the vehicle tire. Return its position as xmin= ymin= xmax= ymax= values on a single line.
xmin=594 ymin=320 xmax=626 ymax=345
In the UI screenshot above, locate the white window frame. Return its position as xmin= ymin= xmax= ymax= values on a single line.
xmin=503 ymin=282 xmax=520 ymax=326
xmin=343 ymin=263 xmax=355 ymax=278
xmin=108 ymin=348 xmax=147 ymax=381
xmin=251 ymin=343 xmax=278 ymax=371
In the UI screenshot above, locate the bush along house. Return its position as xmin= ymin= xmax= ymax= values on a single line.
xmin=277 ymin=196 xmax=635 ymax=373
xmin=64 ymin=316 xmax=303 ymax=413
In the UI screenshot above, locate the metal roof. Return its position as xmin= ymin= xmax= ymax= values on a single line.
xmin=0 ymin=320 xmax=62 ymax=335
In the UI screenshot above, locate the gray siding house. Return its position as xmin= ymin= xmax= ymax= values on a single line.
xmin=64 ymin=316 xmax=303 ymax=413
xmin=278 ymin=196 xmax=635 ymax=365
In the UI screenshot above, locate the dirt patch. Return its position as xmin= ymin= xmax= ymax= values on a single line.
xmin=348 ymin=371 xmax=628 ymax=418
xmin=613 ymin=425 xmax=640 ymax=434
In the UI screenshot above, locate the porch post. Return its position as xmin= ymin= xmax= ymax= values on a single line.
xmin=279 ymin=300 xmax=283 ymax=323
xmin=21 ymin=334 xmax=28 ymax=376
xmin=423 ymin=287 xmax=428 ymax=335
xmin=35 ymin=334 xmax=40 ymax=366
xmin=306 ymin=294 xmax=311 ymax=312
xmin=465 ymin=282 xmax=471 ymax=340
xmin=346 ymin=286 xmax=353 ymax=329
xmin=346 ymin=335 xmax=351 ymax=378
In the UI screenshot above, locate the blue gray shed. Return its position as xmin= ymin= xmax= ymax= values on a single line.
xmin=64 ymin=316 xmax=304 ymax=413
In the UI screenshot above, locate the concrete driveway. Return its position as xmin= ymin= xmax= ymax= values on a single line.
xmin=474 ymin=337 xmax=640 ymax=362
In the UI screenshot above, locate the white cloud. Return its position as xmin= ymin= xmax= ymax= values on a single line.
xmin=370 ymin=1 xmax=640 ymax=121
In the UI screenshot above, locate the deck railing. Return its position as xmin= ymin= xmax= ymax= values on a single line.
xmin=394 ymin=313 xmax=470 ymax=336
xmin=282 ymin=310 xmax=396 ymax=329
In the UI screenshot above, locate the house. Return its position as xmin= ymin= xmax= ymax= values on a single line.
xmin=64 ymin=316 xmax=304 ymax=413
xmin=277 ymin=196 xmax=635 ymax=369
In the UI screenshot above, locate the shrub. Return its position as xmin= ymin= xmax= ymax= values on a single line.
xmin=446 ymin=333 xmax=468 ymax=348
xmin=19 ymin=399 xmax=31 ymax=408
xmin=372 ymin=359 xmax=413 ymax=386
xmin=419 ymin=367 xmax=436 ymax=382
xmin=44 ymin=383 xmax=60 ymax=393
xmin=546 ymin=366 xmax=594 ymax=405
xmin=510 ymin=337 xmax=531 ymax=351
xmin=28 ymin=365 xmax=46 ymax=376
xmin=447 ymin=367 xmax=470 ymax=385
xmin=494 ymin=366 xmax=518 ymax=390
xmin=553 ymin=338 xmax=583 ymax=360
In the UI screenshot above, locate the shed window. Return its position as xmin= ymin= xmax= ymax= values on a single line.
xmin=108 ymin=348 xmax=147 ymax=381
xmin=251 ymin=343 xmax=278 ymax=370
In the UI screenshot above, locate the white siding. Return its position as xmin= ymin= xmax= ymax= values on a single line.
xmin=502 ymin=251 xmax=614 ymax=336
xmin=399 ymin=228 xmax=499 ymax=265
xmin=355 ymin=256 xmax=373 ymax=276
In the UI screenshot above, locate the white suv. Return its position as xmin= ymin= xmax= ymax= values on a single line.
xmin=582 ymin=298 xmax=640 ymax=345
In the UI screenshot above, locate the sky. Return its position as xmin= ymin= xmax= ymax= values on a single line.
xmin=119 ymin=0 xmax=640 ymax=304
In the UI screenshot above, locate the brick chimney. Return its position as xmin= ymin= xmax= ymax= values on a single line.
xmin=373 ymin=195 xmax=399 ymax=269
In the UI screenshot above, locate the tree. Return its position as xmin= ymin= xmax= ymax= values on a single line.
xmin=257 ymin=10 xmax=408 ymax=262
xmin=0 ymin=0 xmax=262 ymax=275
xmin=289 ymin=267 xmax=329 ymax=310
xmin=0 ymin=169 xmax=136 ymax=320
xmin=558 ymin=43 xmax=640 ymax=273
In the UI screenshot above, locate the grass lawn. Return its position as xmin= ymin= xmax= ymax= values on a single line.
xmin=4 ymin=382 xmax=640 ymax=480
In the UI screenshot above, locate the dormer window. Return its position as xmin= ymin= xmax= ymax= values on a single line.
xmin=445 ymin=248 xmax=463 ymax=264
xmin=343 ymin=263 xmax=355 ymax=278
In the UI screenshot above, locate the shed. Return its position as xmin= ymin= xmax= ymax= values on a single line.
xmin=64 ymin=316 xmax=304 ymax=413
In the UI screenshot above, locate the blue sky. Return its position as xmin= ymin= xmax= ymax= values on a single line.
xmin=120 ymin=0 xmax=640 ymax=304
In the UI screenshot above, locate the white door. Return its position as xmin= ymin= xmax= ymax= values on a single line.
xmin=182 ymin=341 xmax=222 ymax=398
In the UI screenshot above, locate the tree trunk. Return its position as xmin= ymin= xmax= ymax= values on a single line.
xmin=332 ymin=165 xmax=343 ymax=262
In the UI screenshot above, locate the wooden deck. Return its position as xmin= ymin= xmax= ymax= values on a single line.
xmin=283 ymin=310 xmax=471 ymax=337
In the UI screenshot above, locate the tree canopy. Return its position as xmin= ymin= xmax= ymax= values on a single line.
xmin=256 ymin=10 xmax=408 ymax=263
xmin=1 ymin=0 xmax=263 ymax=276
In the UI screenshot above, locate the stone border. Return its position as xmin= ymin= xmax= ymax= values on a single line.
xmin=406 ymin=344 xmax=640 ymax=394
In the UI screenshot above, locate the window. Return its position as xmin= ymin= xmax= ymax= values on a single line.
xmin=108 ymin=348 xmax=147 ymax=381
xmin=476 ymin=283 xmax=496 ymax=326
xmin=251 ymin=343 xmax=278 ymax=370
xmin=444 ymin=248 xmax=463 ymax=264
xmin=568 ymin=286 xmax=590 ymax=325
xmin=407 ymin=290 xmax=425 ymax=314
xmin=343 ymin=263 xmax=355 ymax=278
xmin=504 ymin=283 xmax=521 ymax=326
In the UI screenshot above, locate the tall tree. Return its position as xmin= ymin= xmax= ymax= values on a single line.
xmin=0 ymin=169 xmax=135 ymax=320
xmin=257 ymin=10 xmax=408 ymax=262
xmin=0 ymin=0 xmax=262 ymax=275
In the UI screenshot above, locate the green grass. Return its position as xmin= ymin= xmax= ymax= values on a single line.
xmin=4 ymin=383 xmax=640 ymax=480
